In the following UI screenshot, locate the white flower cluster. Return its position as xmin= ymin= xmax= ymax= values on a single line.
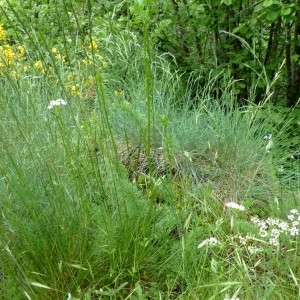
xmin=251 ymin=209 xmax=300 ymax=246
xmin=225 ymin=202 xmax=245 ymax=211
xmin=198 ymin=237 xmax=220 ymax=249
xmin=47 ymin=98 xmax=67 ymax=109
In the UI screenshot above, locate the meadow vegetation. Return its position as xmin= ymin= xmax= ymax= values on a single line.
xmin=0 ymin=1 xmax=299 ymax=299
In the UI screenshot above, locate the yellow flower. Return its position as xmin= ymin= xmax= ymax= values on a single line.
xmin=82 ymin=59 xmax=92 ymax=66
xmin=65 ymin=84 xmax=82 ymax=96
xmin=52 ymin=48 xmax=65 ymax=62
xmin=84 ymin=76 xmax=95 ymax=87
xmin=17 ymin=46 xmax=25 ymax=59
xmin=55 ymin=53 xmax=65 ymax=62
xmin=11 ymin=70 xmax=20 ymax=78
xmin=88 ymin=40 xmax=97 ymax=50
xmin=67 ymin=74 xmax=74 ymax=82
xmin=23 ymin=66 xmax=29 ymax=72
xmin=0 ymin=24 xmax=6 ymax=41
xmin=34 ymin=60 xmax=43 ymax=69
xmin=3 ymin=44 xmax=15 ymax=66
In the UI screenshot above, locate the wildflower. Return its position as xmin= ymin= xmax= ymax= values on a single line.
xmin=278 ymin=221 xmax=289 ymax=232
xmin=247 ymin=246 xmax=262 ymax=254
xmin=34 ymin=60 xmax=43 ymax=69
xmin=271 ymin=228 xmax=280 ymax=238
xmin=47 ymin=98 xmax=67 ymax=109
xmin=251 ymin=216 xmax=268 ymax=230
xmin=251 ymin=210 xmax=300 ymax=247
xmin=290 ymin=227 xmax=299 ymax=236
xmin=288 ymin=209 xmax=300 ymax=221
xmin=238 ymin=236 xmax=247 ymax=245
xmin=82 ymin=59 xmax=92 ymax=66
xmin=70 ymin=85 xmax=80 ymax=96
xmin=54 ymin=53 xmax=65 ymax=62
xmin=269 ymin=237 xmax=279 ymax=247
xmin=225 ymin=202 xmax=245 ymax=211
xmin=114 ymin=90 xmax=124 ymax=97
xmin=0 ymin=24 xmax=6 ymax=41
xmin=198 ymin=237 xmax=220 ymax=249
xmin=10 ymin=70 xmax=20 ymax=78
xmin=65 ymin=84 xmax=81 ymax=96
xmin=84 ymin=76 xmax=95 ymax=87
xmin=2 ymin=44 xmax=15 ymax=65
xmin=259 ymin=229 xmax=268 ymax=238
xmin=67 ymin=75 xmax=74 ymax=82
xmin=17 ymin=46 xmax=25 ymax=59
xmin=290 ymin=209 xmax=299 ymax=215
xmin=52 ymin=48 xmax=65 ymax=62
xmin=267 ymin=217 xmax=279 ymax=226
xmin=250 ymin=215 xmax=260 ymax=224
xmin=88 ymin=39 xmax=97 ymax=50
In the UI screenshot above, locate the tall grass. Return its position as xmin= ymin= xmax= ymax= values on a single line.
xmin=0 ymin=1 xmax=299 ymax=299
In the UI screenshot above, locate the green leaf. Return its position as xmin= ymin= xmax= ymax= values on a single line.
xmin=266 ymin=11 xmax=278 ymax=21
xmin=263 ymin=0 xmax=274 ymax=7
xmin=198 ymin=4 xmax=205 ymax=12
xmin=291 ymin=54 xmax=299 ymax=63
xmin=281 ymin=6 xmax=292 ymax=16
xmin=221 ymin=0 xmax=232 ymax=5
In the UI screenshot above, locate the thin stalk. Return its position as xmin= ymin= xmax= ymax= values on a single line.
xmin=143 ymin=1 xmax=153 ymax=178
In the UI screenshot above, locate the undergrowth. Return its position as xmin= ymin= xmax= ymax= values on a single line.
xmin=0 ymin=2 xmax=299 ymax=300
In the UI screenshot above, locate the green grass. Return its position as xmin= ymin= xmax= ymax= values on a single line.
xmin=0 ymin=2 xmax=299 ymax=299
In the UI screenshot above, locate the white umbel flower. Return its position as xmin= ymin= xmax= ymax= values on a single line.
xmin=198 ymin=237 xmax=220 ymax=249
xmin=225 ymin=202 xmax=245 ymax=211
xmin=48 ymin=98 xmax=67 ymax=109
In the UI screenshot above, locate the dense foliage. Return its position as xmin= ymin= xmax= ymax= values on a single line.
xmin=3 ymin=0 xmax=300 ymax=106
